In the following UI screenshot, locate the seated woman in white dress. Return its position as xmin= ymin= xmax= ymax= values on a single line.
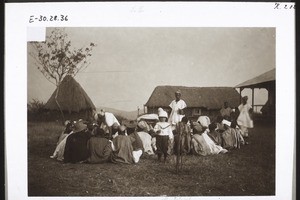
xmin=50 ymin=120 xmax=89 ymax=161
xmin=56 ymin=120 xmax=73 ymax=145
xmin=136 ymin=120 xmax=155 ymax=155
xmin=191 ymin=121 xmax=227 ymax=156
xmin=207 ymin=123 xmax=223 ymax=146
xmin=197 ymin=115 xmax=211 ymax=129
xmin=221 ymin=120 xmax=245 ymax=149
xmin=50 ymin=120 xmax=74 ymax=160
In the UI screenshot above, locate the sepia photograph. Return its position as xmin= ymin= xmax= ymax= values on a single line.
xmin=27 ymin=27 xmax=275 ymax=196
xmin=5 ymin=2 xmax=295 ymax=200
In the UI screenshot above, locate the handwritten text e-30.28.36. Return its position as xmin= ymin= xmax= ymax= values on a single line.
xmin=29 ymin=15 xmax=68 ymax=23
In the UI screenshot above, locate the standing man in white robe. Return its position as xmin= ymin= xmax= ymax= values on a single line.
xmin=168 ymin=90 xmax=187 ymax=130
xmin=237 ymin=96 xmax=253 ymax=137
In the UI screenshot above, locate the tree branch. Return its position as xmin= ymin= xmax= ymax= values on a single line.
xmin=29 ymin=28 xmax=96 ymax=86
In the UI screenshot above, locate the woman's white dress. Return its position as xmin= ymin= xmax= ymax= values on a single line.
xmin=191 ymin=130 xmax=227 ymax=156
xmin=237 ymin=103 xmax=253 ymax=137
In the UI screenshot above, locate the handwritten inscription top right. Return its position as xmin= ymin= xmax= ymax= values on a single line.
xmin=274 ymin=3 xmax=295 ymax=9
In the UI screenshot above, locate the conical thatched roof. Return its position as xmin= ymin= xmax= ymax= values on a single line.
xmin=44 ymin=75 xmax=96 ymax=113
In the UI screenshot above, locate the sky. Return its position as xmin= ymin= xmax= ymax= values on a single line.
xmin=27 ymin=27 xmax=275 ymax=111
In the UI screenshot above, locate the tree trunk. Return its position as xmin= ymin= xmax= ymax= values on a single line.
xmin=55 ymin=84 xmax=65 ymax=124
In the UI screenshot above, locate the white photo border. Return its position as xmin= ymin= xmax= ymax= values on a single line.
xmin=5 ymin=2 xmax=295 ymax=200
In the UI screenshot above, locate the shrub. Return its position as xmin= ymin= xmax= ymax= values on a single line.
xmin=27 ymin=99 xmax=45 ymax=113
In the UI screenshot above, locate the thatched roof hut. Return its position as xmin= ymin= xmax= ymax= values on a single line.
xmin=145 ymin=86 xmax=240 ymax=119
xmin=44 ymin=75 xmax=96 ymax=113
xmin=145 ymin=86 xmax=240 ymax=109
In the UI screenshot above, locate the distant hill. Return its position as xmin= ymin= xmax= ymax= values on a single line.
xmin=96 ymin=107 xmax=143 ymax=120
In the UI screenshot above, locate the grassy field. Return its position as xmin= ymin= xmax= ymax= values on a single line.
xmin=28 ymin=120 xmax=275 ymax=196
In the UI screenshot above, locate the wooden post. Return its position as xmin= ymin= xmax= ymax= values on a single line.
xmin=252 ymin=88 xmax=254 ymax=111
xmin=175 ymin=122 xmax=184 ymax=173
xmin=176 ymin=123 xmax=180 ymax=173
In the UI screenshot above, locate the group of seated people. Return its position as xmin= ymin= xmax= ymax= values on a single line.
xmin=50 ymin=119 xmax=145 ymax=164
xmin=50 ymin=108 xmax=248 ymax=164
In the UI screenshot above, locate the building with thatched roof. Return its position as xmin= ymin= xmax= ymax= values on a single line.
xmin=44 ymin=75 xmax=96 ymax=117
xmin=235 ymin=68 xmax=275 ymax=117
xmin=144 ymin=86 xmax=240 ymax=120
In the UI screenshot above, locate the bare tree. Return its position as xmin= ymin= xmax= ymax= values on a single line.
xmin=29 ymin=28 xmax=96 ymax=122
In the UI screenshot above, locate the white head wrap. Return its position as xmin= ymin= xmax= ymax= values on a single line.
xmin=222 ymin=119 xmax=231 ymax=127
